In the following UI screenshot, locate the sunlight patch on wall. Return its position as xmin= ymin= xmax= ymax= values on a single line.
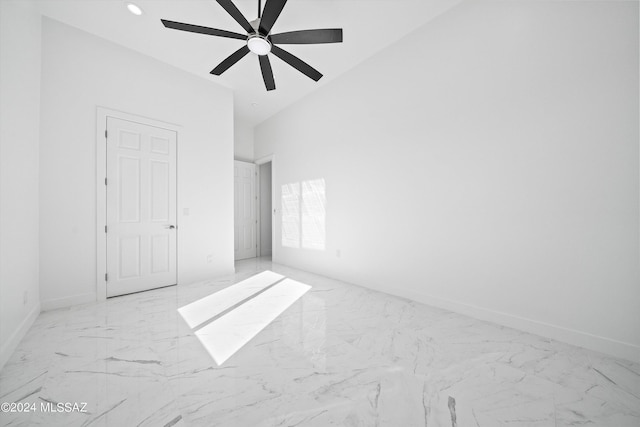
xmin=301 ymin=179 xmax=326 ymax=250
xmin=282 ymin=178 xmax=326 ymax=250
xmin=282 ymin=182 xmax=301 ymax=248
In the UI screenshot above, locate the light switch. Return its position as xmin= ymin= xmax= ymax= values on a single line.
xmin=183 ymin=208 xmax=190 ymax=216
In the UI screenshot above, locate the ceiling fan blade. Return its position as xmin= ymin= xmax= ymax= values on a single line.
xmin=271 ymin=45 xmax=322 ymax=82
xmin=215 ymin=0 xmax=254 ymax=34
xmin=270 ymin=29 xmax=343 ymax=45
xmin=258 ymin=0 xmax=287 ymax=35
xmin=259 ymin=55 xmax=276 ymax=91
xmin=210 ymin=45 xmax=250 ymax=75
xmin=161 ymin=19 xmax=247 ymax=40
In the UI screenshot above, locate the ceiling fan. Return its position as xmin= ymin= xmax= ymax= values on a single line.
xmin=161 ymin=0 xmax=343 ymax=91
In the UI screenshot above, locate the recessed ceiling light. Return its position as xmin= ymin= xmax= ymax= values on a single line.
xmin=126 ymin=3 xmax=143 ymax=16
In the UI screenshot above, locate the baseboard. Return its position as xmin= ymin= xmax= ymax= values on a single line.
xmin=0 ymin=303 xmax=40 ymax=371
xmin=401 ymin=288 xmax=640 ymax=364
xmin=275 ymin=258 xmax=640 ymax=364
xmin=179 ymin=268 xmax=237 ymax=286
xmin=41 ymin=293 xmax=96 ymax=311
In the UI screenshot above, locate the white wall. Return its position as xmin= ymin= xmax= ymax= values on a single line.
xmin=255 ymin=1 xmax=640 ymax=362
xmin=0 ymin=1 xmax=42 ymax=369
xmin=259 ymin=162 xmax=272 ymax=256
xmin=234 ymin=119 xmax=254 ymax=162
xmin=39 ymin=18 xmax=235 ymax=309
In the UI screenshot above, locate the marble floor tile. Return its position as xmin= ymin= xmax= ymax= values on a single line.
xmin=1 ymin=257 xmax=639 ymax=426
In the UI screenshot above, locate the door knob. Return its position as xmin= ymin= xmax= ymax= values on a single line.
xmin=166 ymin=225 xmax=176 ymax=229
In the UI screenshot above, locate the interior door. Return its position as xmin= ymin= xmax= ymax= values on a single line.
xmin=106 ymin=117 xmax=177 ymax=297
xmin=234 ymin=160 xmax=257 ymax=260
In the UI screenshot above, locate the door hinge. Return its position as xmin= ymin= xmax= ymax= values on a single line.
xmin=105 ymin=225 xmax=107 ymax=233
xmin=105 ymin=130 xmax=108 ymax=139
xmin=105 ymin=177 xmax=107 ymax=185
xmin=105 ymin=273 xmax=108 ymax=281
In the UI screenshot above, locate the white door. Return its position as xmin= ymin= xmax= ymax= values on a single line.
xmin=234 ymin=161 xmax=257 ymax=260
xmin=106 ymin=117 xmax=177 ymax=297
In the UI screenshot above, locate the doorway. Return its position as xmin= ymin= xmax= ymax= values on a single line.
xmin=233 ymin=157 xmax=273 ymax=261
xmin=97 ymin=109 xmax=179 ymax=299
xmin=234 ymin=160 xmax=257 ymax=260
xmin=258 ymin=161 xmax=273 ymax=257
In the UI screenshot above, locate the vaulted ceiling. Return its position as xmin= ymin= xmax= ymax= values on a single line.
xmin=32 ymin=0 xmax=462 ymax=126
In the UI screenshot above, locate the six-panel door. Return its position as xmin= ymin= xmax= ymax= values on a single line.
xmin=106 ymin=117 xmax=177 ymax=297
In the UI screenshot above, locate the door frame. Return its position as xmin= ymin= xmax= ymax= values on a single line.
xmin=96 ymin=107 xmax=181 ymax=301
xmin=255 ymin=154 xmax=275 ymax=258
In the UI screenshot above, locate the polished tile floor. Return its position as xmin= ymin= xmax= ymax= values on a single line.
xmin=1 ymin=257 xmax=639 ymax=426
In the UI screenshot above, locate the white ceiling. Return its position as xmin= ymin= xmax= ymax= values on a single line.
xmin=31 ymin=0 xmax=462 ymax=126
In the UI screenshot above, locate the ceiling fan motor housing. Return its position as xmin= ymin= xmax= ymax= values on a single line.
xmin=247 ymin=34 xmax=271 ymax=55
xmin=249 ymin=17 xmax=262 ymax=33
xmin=246 ymin=18 xmax=271 ymax=55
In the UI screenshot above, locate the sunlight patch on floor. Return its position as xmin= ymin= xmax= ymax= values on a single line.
xmin=178 ymin=270 xmax=284 ymax=329
xmin=179 ymin=271 xmax=311 ymax=365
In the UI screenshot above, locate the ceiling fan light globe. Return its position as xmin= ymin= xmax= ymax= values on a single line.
xmin=247 ymin=36 xmax=271 ymax=56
